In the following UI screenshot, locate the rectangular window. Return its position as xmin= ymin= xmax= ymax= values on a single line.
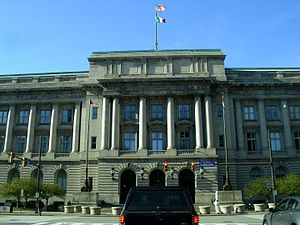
xmin=62 ymin=109 xmax=73 ymax=123
xmin=19 ymin=110 xmax=29 ymax=124
xmin=270 ymin=131 xmax=282 ymax=151
xmin=290 ymin=106 xmax=300 ymax=120
xmin=0 ymin=111 xmax=8 ymax=124
xmin=38 ymin=135 xmax=49 ymax=153
xmin=216 ymin=104 xmax=223 ymax=117
xmin=151 ymin=131 xmax=163 ymax=150
xmin=16 ymin=135 xmax=26 ymax=153
xmin=218 ymin=135 xmax=224 ymax=148
xmin=124 ymin=104 xmax=137 ymax=121
xmin=246 ymin=132 xmax=257 ymax=152
xmin=266 ymin=105 xmax=280 ymax=121
xmin=92 ymin=107 xmax=98 ymax=120
xmin=91 ymin=136 xmax=97 ymax=149
xmin=178 ymin=104 xmax=190 ymax=119
xmin=244 ymin=106 xmax=256 ymax=120
xmin=40 ymin=110 xmax=51 ymax=124
xmin=294 ymin=131 xmax=300 ymax=150
xmin=124 ymin=132 xmax=136 ymax=150
xmin=60 ymin=135 xmax=72 ymax=153
xmin=151 ymin=104 xmax=163 ymax=120
xmin=180 ymin=132 xmax=191 ymax=149
xmin=0 ymin=135 xmax=4 ymax=152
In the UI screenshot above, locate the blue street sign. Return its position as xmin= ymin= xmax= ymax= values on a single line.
xmin=199 ymin=161 xmax=216 ymax=167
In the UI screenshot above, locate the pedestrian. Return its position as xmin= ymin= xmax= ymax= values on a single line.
xmin=213 ymin=199 xmax=222 ymax=214
xmin=38 ymin=199 xmax=44 ymax=216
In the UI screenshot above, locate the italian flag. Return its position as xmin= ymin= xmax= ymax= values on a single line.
xmin=156 ymin=16 xmax=166 ymax=23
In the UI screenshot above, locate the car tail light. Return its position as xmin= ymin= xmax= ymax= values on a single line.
xmin=193 ymin=214 xmax=199 ymax=224
xmin=119 ymin=215 xmax=125 ymax=224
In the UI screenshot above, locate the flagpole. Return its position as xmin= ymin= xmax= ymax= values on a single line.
xmin=155 ymin=10 xmax=158 ymax=50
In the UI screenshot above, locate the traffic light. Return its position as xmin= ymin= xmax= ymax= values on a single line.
xmin=191 ymin=162 xmax=196 ymax=171
xmin=8 ymin=152 xmax=15 ymax=163
xmin=21 ymin=157 xmax=31 ymax=167
xmin=163 ymin=161 xmax=168 ymax=172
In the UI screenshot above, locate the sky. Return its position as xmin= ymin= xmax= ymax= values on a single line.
xmin=0 ymin=0 xmax=300 ymax=75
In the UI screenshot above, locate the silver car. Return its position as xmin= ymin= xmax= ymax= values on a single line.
xmin=262 ymin=196 xmax=300 ymax=225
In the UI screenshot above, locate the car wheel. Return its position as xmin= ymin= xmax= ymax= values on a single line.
xmin=263 ymin=221 xmax=268 ymax=225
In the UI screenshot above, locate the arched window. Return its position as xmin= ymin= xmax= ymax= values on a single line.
xmin=7 ymin=168 xmax=20 ymax=183
xmin=275 ymin=166 xmax=287 ymax=178
xmin=249 ymin=167 xmax=263 ymax=179
xmin=55 ymin=169 xmax=67 ymax=193
xmin=31 ymin=169 xmax=43 ymax=185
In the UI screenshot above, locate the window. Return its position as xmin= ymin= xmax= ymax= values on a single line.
xmin=0 ymin=135 xmax=4 ymax=152
xmin=124 ymin=104 xmax=137 ymax=121
xmin=294 ymin=131 xmax=300 ymax=150
xmin=216 ymin=104 xmax=223 ymax=117
xmin=178 ymin=104 xmax=190 ymax=119
xmin=249 ymin=167 xmax=263 ymax=179
xmin=7 ymin=169 xmax=20 ymax=183
xmin=16 ymin=135 xmax=26 ymax=153
xmin=92 ymin=107 xmax=98 ymax=119
xmin=270 ymin=131 xmax=282 ymax=151
xmin=31 ymin=169 xmax=43 ymax=185
xmin=19 ymin=110 xmax=29 ymax=124
xmin=180 ymin=132 xmax=191 ymax=149
xmin=290 ymin=106 xmax=300 ymax=120
xmin=218 ymin=135 xmax=224 ymax=148
xmin=275 ymin=166 xmax=287 ymax=178
xmin=55 ymin=170 xmax=67 ymax=193
xmin=91 ymin=136 xmax=97 ymax=149
xmin=62 ymin=109 xmax=73 ymax=123
xmin=60 ymin=135 xmax=72 ymax=153
xmin=37 ymin=135 xmax=49 ymax=153
xmin=266 ymin=105 xmax=280 ymax=121
xmin=40 ymin=110 xmax=51 ymax=124
xmin=124 ymin=132 xmax=136 ymax=150
xmin=246 ymin=132 xmax=257 ymax=152
xmin=151 ymin=104 xmax=163 ymax=120
xmin=0 ymin=111 xmax=8 ymax=124
xmin=151 ymin=131 xmax=163 ymax=150
xmin=244 ymin=106 xmax=256 ymax=120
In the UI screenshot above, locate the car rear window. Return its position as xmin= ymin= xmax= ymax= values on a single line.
xmin=126 ymin=190 xmax=190 ymax=210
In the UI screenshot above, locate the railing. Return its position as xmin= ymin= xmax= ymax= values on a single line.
xmin=177 ymin=149 xmax=195 ymax=155
xmin=54 ymin=153 xmax=70 ymax=158
xmin=118 ymin=150 xmax=137 ymax=156
xmin=148 ymin=150 xmax=166 ymax=155
xmin=272 ymin=150 xmax=288 ymax=156
xmin=31 ymin=153 xmax=47 ymax=158
xmin=247 ymin=151 xmax=263 ymax=156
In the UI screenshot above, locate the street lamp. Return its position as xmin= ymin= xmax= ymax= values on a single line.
xmin=267 ymin=129 xmax=277 ymax=204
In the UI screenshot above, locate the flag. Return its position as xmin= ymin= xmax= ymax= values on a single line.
xmin=89 ymin=99 xmax=93 ymax=105
xmin=221 ymin=94 xmax=226 ymax=111
xmin=155 ymin=4 xmax=166 ymax=12
xmin=156 ymin=16 xmax=166 ymax=23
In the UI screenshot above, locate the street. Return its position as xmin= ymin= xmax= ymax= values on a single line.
xmin=0 ymin=214 xmax=264 ymax=225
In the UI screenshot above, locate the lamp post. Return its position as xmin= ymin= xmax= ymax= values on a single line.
xmin=267 ymin=130 xmax=277 ymax=204
xmin=36 ymin=137 xmax=42 ymax=214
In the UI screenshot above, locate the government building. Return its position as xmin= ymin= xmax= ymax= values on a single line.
xmin=0 ymin=49 xmax=299 ymax=205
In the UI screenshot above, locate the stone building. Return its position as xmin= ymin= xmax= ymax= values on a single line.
xmin=0 ymin=49 xmax=299 ymax=204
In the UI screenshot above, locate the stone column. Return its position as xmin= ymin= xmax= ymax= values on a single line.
xmin=25 ymin=105 xmax=36 ymax=153
xmin=195 ymin=96 xmax=204 ymax=149
xmin=281 ymin=99 xmax=293 ymax=154
xmin=258 ymin=99 xmax=268 ymax=153
xmin=138 ymin=97 xmax=147 ymax=150
xmin=100 ymin=97 xmax=109 ymax=150
xmin=111 ymin=97 xmax=120 ymax=150
xmin=167 ymin=97 xmax=175 ymax=150
xmin=72 ymin=103 xmax=80 ymax=153
xmin=235 ymin=100 xmax=245 ymax=150
xmin=4 ymin=105 xmax=15 ymax=153
xmin=205 ymin=96 xmax=213 ymax=148
xmin=48 ymin=104 xmax=59 ymax=153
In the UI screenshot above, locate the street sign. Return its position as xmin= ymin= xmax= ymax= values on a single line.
xmin=199 ymin=161 xmax=216 ymax=167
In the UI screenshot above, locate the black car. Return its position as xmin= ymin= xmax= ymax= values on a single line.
xmin=119 ymin=186 xmax=199 ymax=225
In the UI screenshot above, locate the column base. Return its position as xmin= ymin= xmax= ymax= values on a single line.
xmin=166 ymin=148 xmax=177 ymax=156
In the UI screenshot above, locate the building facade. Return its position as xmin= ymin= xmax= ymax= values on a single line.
xmin=0 ymin=49 xmax=300 ymax=204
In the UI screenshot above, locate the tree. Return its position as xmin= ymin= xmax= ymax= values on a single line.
xmin=41 ymin=183 xmax=65 ymax=206
xmin=244 ymin=177 xmax=271 ymax=201
xmin=0 ymin=178 xmax=37 ymax=208
xmin=277 ymin=174 xmax=300 ymax=196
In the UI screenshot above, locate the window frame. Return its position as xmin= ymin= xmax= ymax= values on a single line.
xmin=124 ymin=104 xmax=138 ymax=121
xmin=39 ymin=109 xmax=51 ymax=124
xmin=0 ymin=110 xmax=8 ymax=125
xmin=179 ymin=131 xmax=191 ymax=149
xmin=243 ymin=105 xmax=256 ymax=121
xmin=290 ymin=105 xmax=300 ymax=120
xmin=269 ymin=131 xmax=282 ymax=152
xmin=92 ymin=106 xmax=98 ymax=120
xmin=151 ymin=131 xmax=163 ymax=150
xmin=19 ymin=110 xmax=29 ymax=125
xmin=150 ymin=104 xmax=164 ymax=120
xmin=123 ymin=131 xmax=137 ymax=151
xmin=266 ymin=105 xmax=280 ymax=121
xmin=178 ymin=104 xmax=191 ymax=120
xmin=59 ymin=134 xmax=72 ymax=153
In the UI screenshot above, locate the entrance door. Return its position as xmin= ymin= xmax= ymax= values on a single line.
xmin=120 ymin=170 xmax=136 ymax=204
xmin=149 ymin=169 xmax=165 ymax=186
xmin=179 ymin=169 xmax=195 ymax=203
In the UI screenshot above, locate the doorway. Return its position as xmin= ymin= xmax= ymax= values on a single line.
xmin=179 ymin=169 xmax=195 ymax=203
xmin=149 ymin=169 xmax=165 ymax=186
xmin=120 ymin=169 xmax=136 ymax=204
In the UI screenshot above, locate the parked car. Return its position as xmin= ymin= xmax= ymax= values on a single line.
xmin=262 ymin=196 xmax=300 ymax=225
xmin=119 ymin=186 xmax=199 ymax=225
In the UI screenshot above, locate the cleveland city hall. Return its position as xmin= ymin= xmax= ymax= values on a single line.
xmin=0 ymin=49 xmax=300 ymax=205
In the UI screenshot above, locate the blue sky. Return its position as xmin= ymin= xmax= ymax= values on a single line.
xmin=0 ymin=0 xmax=299 ymax=74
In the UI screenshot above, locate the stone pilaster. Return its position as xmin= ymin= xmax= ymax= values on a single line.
xmin=100 ymin=97 xmax=109 ymax=150
xmin=48 ymin=104 xmax=58 ymax=153
xmin=72 ymin=103 xmax=80 ymax=153
xmin=4 ymin=105 xmax=15 ymax=153
xmin=138 ymin=97 xmax=147 ymax=150
xmin=205 ymin=95 xmax=213 ymax=148
xmin=25 ymin=105 xmax=36 ymax=153
xmin=258 ymin=99 xmax=268 ymax=153
xmin=167 ymin=97 xmax=175 ymax=150
xmin=281 ymin=99 xmax=293 ymax=154
xmin=235 ymin=100 xmax=245 ymax=150
xmin=111 ymin=97 xmax=120 ymax=150
xmin=195 ymin=96 xmax=204 ymax=149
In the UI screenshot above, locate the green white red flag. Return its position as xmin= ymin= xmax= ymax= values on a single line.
xmin=156 ymin=16 xmax=166 ymax=23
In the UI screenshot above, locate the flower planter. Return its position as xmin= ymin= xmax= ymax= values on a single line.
xmin=233 ymin=204 xmax=245 ymax=213
xmin=111 ymin=206 xmax=122 ymax=215
xmin=220 ymin=205 xmax=232 ymax=214
xmin=198 ymin=205 xmax=210 ymax=214
xmin=73 ymin=205 xmax=82 ymax=213
xmin=64 ymin=206 xmax=74 ymax=213
xmin=90 ymin=206 xmax=101 ymax=215
xmin=254 ymin=203 xmax=265 ymax=212
xmin=81 ymin=206 xmax=90 ymax=214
